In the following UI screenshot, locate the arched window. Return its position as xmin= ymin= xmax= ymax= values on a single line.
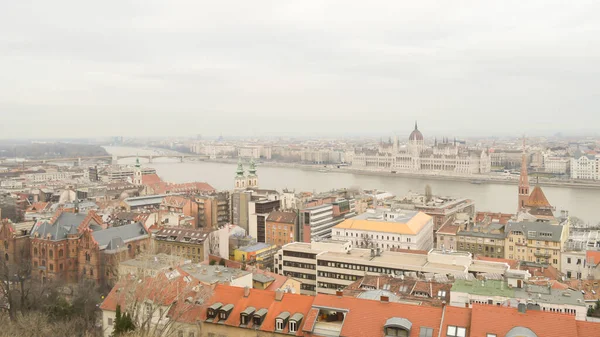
xmin=3 ymin=241 xmax=7 ymax=249
xmin=58 ymin=249 xmax=63 ymax=258
xmin=82 ymin=267 xmax=86 ymax=275
xmin=34 ymin=248 xmax=38 ymax=256
xmin=42 ymin=248 xmax=46 ymax=256
xmin=42 ymin=260 xmax=46 ymax=267
xmin=4 ymin=253 xmax=8 ymax=261
xmin=85 ymin=252 xmax=91 ymax=262
xmin=49 ymin=250 xmax=53 ymax=259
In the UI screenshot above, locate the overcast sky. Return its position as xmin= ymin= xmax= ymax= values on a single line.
xmin=1 ymin=1 xmax=599 ymax=139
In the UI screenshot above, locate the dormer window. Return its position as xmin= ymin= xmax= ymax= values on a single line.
xmin=206 ymin=302 xmax=222 ymax=321
xmin=289 ymin=313 xmax=304 ymax=333
xmin=384 ymin=317 xmax=412 ymax=337
xmin=275 ymin=311 xmax=290 ymax=331
xmin=218 ymin=304 xmax=234 ymax=321
xmin=253 ymin=308 xmax=268 ymax=327
xmin=240 ymin=307 xmax=255 ymax=326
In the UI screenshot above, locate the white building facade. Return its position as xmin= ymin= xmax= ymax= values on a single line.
xmin=543 ymin=155 xmax=570 ymax=174
xmin=570 ymin=154 xmax=599 ymax=180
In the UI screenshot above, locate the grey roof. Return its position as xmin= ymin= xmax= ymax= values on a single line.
xmin=124 ymin=194 xmax=177 ymax=207
xmin=181 ymin=264 xmax=252 ymax=285
xmin=252 ymin=273 xmax=275 ymax=284
xmin=209 ymin=302 xmax=222 ymax=310
xmin=290 ymin=313 xmax=304 ymax=322
xmin=92 ymin=222 xmax=149 ymax=250
xmin=276 ymin=311 xmax=290 ymax=320
xmin=241 ymin=307 xmax=255 ymax=315
xmin=506 ymin=327 xmax=538 ymax=337
xmin=384 ymin=317 xmax=412 ymax=331
xmin=221 ymin=304 xmax=234 ymax=312
xmin=351 ymin=209 xmax=420 ymax=224
xmin=505 ymin=221 xmax=564 ymax=242
xmin=514 ymin=286 xmax=585 ymax=307
xmin=255 ymin=308 xmax=268 ymax=317
xmin=30 ymin=213 xmax=100 ymax=241
xmin=357 ymin=290 xmax=400 ymax=302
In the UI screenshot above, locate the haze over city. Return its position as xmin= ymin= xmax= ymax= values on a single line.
xmin=2 ymin=1 xmax=600 ymax=139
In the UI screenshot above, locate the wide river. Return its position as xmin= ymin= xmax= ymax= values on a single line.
xmin=104 ymin=146 xmax=600 ymax=223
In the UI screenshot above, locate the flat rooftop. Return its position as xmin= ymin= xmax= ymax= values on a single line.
xmin=181 ymin=264 xmax=251 ymax=285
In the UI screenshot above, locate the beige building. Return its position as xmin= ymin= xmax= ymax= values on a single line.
xmin=332 ymin=209 xmax=434 ymax=251
xmin=504 ymin=220 xmax=568 ymax=270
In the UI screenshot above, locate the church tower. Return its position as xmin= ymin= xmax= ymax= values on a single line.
xmin=234 ymin=159 xmax=246 ymax=190
xmin=518 ymin=136 xmax=530 ymax=211
xmin=247 ymin=158 xmax=258 ymax=189
xmin=133 ymin=157 xmax=143 ymax=186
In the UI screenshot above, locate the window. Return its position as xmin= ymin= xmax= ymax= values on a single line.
xmin=49 ymin=264 xmax=54 ymax=271
xmin=486 ymin=334 xmax=497 ymax=337
xmin=178 ymin=331 xmax=184 ymax=337
xmin=108 ymin=318 xmax=113 ymax=326
xmin=385 ymin=327 xmax=409 ymax=337
xmin=276 ymin=319 xmax=284 ymax=331
xmin=58 ymin=249 xmax=63 ymax=258
xmin=567 ymin=257 xmax=571 ymax=264
xmin=447 ymin=326 xmax=466 ymax=337
xmin=34 ymin=248 xmax=38 ymax=256
xmin=59 ymin=264 xmax=63 ymax=271
xmin=145 ymin=303 xmax=152 ymax=318
xmin=49 ymin=250 xmax=53 ymax=258
xmin=85 ymin=252 xmax=91 ymax=262
xmin=188 ymin=333 xmax=195 ymax=337
xmin=419 ymin=327 xmax=434 ymax=337
xmin=289 ymin=321 xmax=297 ymax=333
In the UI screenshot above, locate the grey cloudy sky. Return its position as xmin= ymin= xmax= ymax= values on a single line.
xmin=1 ymin=1 xmax=599 ymax=139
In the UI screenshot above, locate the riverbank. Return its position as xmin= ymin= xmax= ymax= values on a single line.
xmin=203 ymin=158 xmax=600 ymax=190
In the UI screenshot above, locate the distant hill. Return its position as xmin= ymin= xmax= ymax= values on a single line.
xmin=0 ymin=142 xmax=109 ymax=159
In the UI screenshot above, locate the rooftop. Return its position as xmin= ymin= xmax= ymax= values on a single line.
xmin=335 ymin=209 xmax=432 ymax=235
xmin=238 ymin=242 xmax=275 ymax=253
xmin=181 ymin=264 xmax=251 ymax=285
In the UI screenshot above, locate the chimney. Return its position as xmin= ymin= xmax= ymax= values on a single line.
xmin=370 ymin=248 xmax=375 ymax=257
xmin=244 ymin=286 xmax=250 ymax=297
xmin=335 ymin=290 xmax=343 ymax=297
xmin=380 ymin=295 xmax=389 ymax=303
xmin=275 ymin=289 xmax=284 ymax=301
xmin=442 ymin=300 xmax=446 ymax=308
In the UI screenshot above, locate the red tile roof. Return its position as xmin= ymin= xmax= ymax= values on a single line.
xmin=175 ymin=285 xmax=314 ymax=336
xmin=576 ymin=320 xmax=600 ymax=337
xmin=469 ymin=303 xmax=579 ymax=337
xmin=141 ymin=174 xmax=163 ymax=185
xmin=587 ymin=251 xmax=600 ymax=266
xmin=310 ymin=294 xmax=444 ymax=337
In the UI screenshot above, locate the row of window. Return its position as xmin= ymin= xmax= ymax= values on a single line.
xmin=317 ymin=260 xmax=402 ymax=275
xmin=338 ymin=231 xmax=412 ymax=242
xmin=318 ymin=271 xmax=360 ymax=282
xmin=283 ymin=251 xmax=316 ymax=259
xmin=283 ymin=260 xmax=315 ymax=270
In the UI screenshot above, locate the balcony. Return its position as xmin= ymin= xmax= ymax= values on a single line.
xmin=534 ymin=251 xmax=551 ymax=258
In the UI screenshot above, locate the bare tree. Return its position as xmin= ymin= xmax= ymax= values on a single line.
xmin=206 ymin=231 xmax=220 ymax=257
xmin=360 ymin=234 xmax=373 ymax=248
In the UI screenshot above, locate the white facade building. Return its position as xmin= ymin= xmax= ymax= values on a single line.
xmin=353 ymin=123 xmax=491 ymax=174
xmin=570 ymin=154 xmax=599 ymax=180
xmin=276 ymin=240 xmax=508 ymax=296
xmin=331 ymin=209 xmax=434 ymax=251
xmin=543 ymin=155 xmax=570 ymax=174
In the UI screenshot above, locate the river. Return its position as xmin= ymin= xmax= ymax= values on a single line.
xmin=104 ymin=146 xmax=600 ymax=223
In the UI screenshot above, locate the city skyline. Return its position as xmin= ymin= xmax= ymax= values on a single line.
xmin=2 ymin=1 xmax=600 ymax=139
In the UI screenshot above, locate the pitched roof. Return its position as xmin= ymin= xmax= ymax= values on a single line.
xmin=526 ymin=185 xmax=552 ymax=208
xmin=100 ymin=267 xmax=201 ymax=312
xmin=474 ymin=256 xmax=520 ymax=270
xmin=576 ymin=321 xmax=600 ymax=337
xmin=310 ymin=294 xmax=444 ymax=337
xmin=587 ymin=251 xmax=600 ymax=266
xmin=141 ymin=173 xmax=162 ymax=185
xmin=30 ymin=211 xmax=103 ymax=241
xmin=155 ymin=227 xmax=210 ymax=244
xmin=266 ymin=211 xmax=298 ymax=224
xmin=469 ymin=303 xmax=580 ymax=337
xmin=175 ymin=285 xmax=314 ymax=336
xmin=162 ymin=195 xmax=190 ymax=208
xmin=92 ymin=222 xmax=148 ymax=250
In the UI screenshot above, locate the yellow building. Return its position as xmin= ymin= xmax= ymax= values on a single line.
xmin=505 ymin=220 xmax=569 ymax=270
xmin=234 ymin=242 xmax=279 ymax=269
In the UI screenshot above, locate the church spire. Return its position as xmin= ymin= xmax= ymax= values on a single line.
xmin=518 ymin=135 xmax=530 ymax=211
xmin=414 ymin=120 xmax=418 ymax=130
xmin=236 ymin=158 xmax=245 ymax=177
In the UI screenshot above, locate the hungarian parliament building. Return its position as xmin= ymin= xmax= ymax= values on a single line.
xmin=352 ymin=123 xmax=491 ymax=174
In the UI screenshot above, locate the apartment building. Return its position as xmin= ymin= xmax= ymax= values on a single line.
xmin=249 ymin=199 xmax=280 ymax=243
xmin=505 ymin=220 xmax=568 ymax=270
xmin=154 ymin=226 xmax=229 ymax=263
xmin=331 ymin=209 xmax=434 ymax=251
xmin=265 ymin=211 xmax=298 ymax=246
